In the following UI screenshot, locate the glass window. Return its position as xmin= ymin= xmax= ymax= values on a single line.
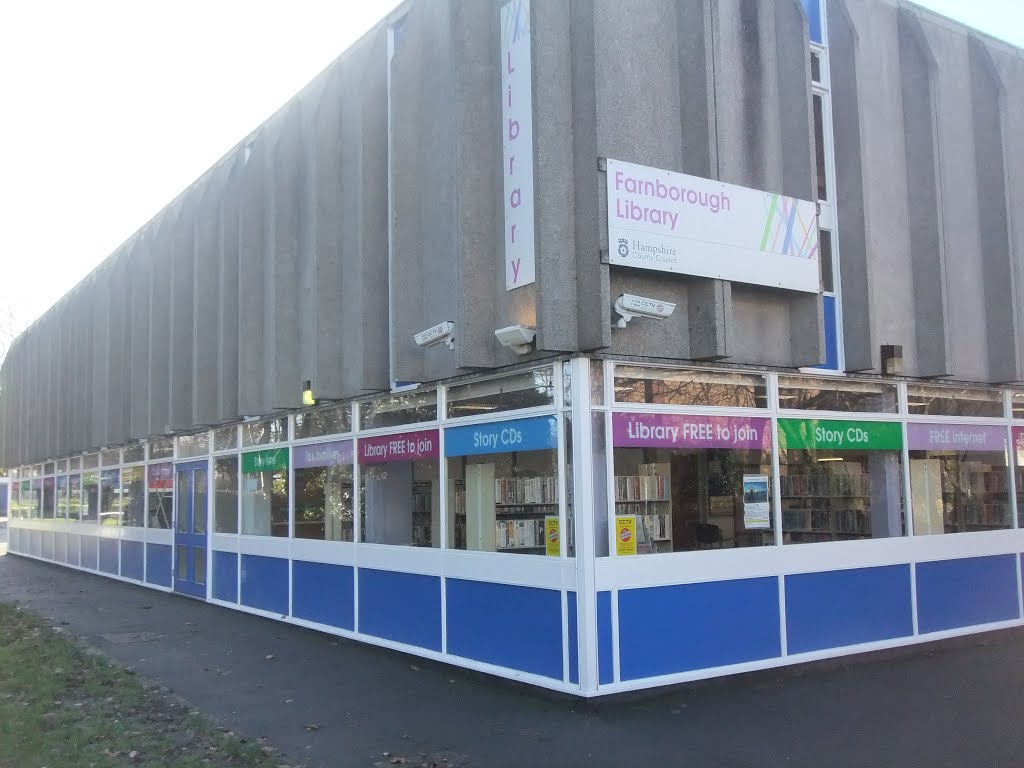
xmin=906 ymin=385 xmax=1004 ymax=418
xmin=176 ymin=473 xmax=189 ymax=533
xmin=359 ymin=430 xmax=439 ymax=547
xmin=241 ymin=417 xmax=288 ymax=448
xmin=1015 ymin=427 xmax=1024 ymax=527
xmin=147 ymin=463 xmax=173 ymax=529
xmin=43 ymin=477 xmax=55 ymax=519
xmin=360 ymin=390 xmax=437 ymax=430
xmin=44 ymin=462 xmax=55 ymax=476
xmin=591 ymin=359 xmax=605 ymax=405
xmin=214 ymin=425 xmax=238 ymax=452
xmin=562 ymin=361 xmax=572 ymax=409
xmin=32 ymin=465 xmax=42 ymax=478
xmin=194 ymin=470 xmax=208 ymax=534
xmin=58 ymin=459 xmax=69 ymax=474
xmin=121 ymin=467 xmax=145 ymax=528
xmin=100 ymin=469 xmax=120 ymax=525
xmin=612 ymin=413 xmax=775 ymax=553
xmin=83 ymin=453 xmax=99 ymax=470
xmin=241 ymin=449 xmax=288 ymax=536
xmin=811 ymin=51 xmax=822 ymax=83
xmin=214 ymin=457 xmax=239 ymax=533
xmin=178 ymin=432 xmax=209 ymax=458
xmin=70 ymin=457 xmax=82 ymax=472
xmin=819 ymin=230 xmax=834 ymax=293
xmin=294 ymin=405 xmax=352 ymax=440
xmin=293 ymin=440 xmax=354 ymax=541
xmin=446 ymin=371 xmax=554 ymax=419
xmin=779 ymin=418 xmax=905 ymax=544
xmin=123 ymin=444 xmax=145 ymax=464
xmin=82 ymin=472 xmax=100 ymax=522
xmin=56 ymin=476 xmax=68 ymax=519
xmin=614 ymin=366 xmax=768 ymax=408
xmin=778 ymin=377 xmax=898 ymax=413
xmin=446 ymin=418 xmax=559 ymax=555
xmin=68 ymin=475 xmax=82 ymax=521
xmin=910 ymin=423 xmax=1010 ymax=534
xmin=1012 ymin=392 xmax=1024 ymax=420
xmin=31 ymin=480 xmax=42 ymax=518
xmin=12 ymin=481 xmax=24 ymax=519
xmin=593 ymin=411 xmax=609 ymax=557
xmin=813 ymin=92 xmax=828 ymax=202
xmin=149 ymin=438 xmax=174 ymax=460
xmin=101 ymin=449 xmax=120 ymax=467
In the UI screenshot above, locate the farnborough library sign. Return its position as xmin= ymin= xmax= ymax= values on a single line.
xmin=606 ymin=158 xmax=820 ymax=293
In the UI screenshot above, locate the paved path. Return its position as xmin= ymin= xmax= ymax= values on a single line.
xmin=1 ymin=551 xmax=1022 ymax=768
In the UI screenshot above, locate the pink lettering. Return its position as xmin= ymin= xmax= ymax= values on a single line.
xmin=510 ymin=223 xmax=517 ymax=243
xmin=510 ymin=188 xmax=521 ymax=208
xmin=507 ymin=85 xmax=512 ymax=108
xmin=508 ymin=118 xmax=519 ymax=141
xmin=507 ymin=51 xmax=514 ymax=74
xmin=512 ymin=258 xmax=521 ymax=282
xmin=508 ymin=155 xmax=515 ymax=175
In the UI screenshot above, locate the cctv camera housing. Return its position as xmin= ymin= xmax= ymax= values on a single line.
xmin=614 ymin=294 xmax=676 ymax=320
xmin=494 ymin=324 xmax=536 ymax=354
xmin=414 ymin=321 xmax=456 ymax=348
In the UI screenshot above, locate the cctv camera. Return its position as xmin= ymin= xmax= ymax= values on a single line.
xmin=414 ymin=321 xmax=456 ymax=350
xmin=494 ymin=324 xmax=536 ymax=355
xmin=613 ymin=294 xmax=676 ymax=328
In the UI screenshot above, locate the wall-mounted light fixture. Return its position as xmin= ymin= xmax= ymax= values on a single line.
xmin=881 ymin=344 xmax=903 ymax=376
xmin=302 ymin=380 xmax=316 ymax=407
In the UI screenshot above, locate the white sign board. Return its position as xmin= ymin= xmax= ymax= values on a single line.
xmin=501 ymin=0 xmax=535 ymax=290
xmin=606 ymin=159 xmax=820 ymax=293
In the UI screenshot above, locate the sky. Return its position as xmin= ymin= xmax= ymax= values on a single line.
xmin=1 ymin=0 xmax=1022 ymax=348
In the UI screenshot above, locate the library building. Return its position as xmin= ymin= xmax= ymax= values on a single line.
xmin=4 ymin=0 xmax=1024 ymax=696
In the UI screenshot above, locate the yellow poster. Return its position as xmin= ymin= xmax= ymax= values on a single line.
xmin=545 ymin=516 xmax=560 ymax=557
xmin=615 ymin=515 xmax=637 ymax=556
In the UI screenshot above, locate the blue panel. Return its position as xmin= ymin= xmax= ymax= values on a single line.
xmin=446 ymin=579 xmax=562 ymax=679
xmin=240 ymin=555 xmax=289 ymax=614
xmin=785 ymin=565 xmax=913 ymax=654
xmin=99 ymin=538 xmax=119 ymax=575
xmin=618 ymin=578 xmax=781 ymax=681
xmin=597 ymin=591 xmax=614 ymax=685
xmin=80 ymin=536 xmax=98 ymax=570
xmin=358 ymin=568 xmax=442 ymax=651
xmin=42 ymin=532 xmax=55 ymax=561
xmin=145 ymin=544 xmax=172 ymax=587
xmin=567 ymin=592 xmax=579 ymax=685
xmin=801 ymin=0 xmax=823 ymax=44
xmin=55 ymin=532 xmax=67 ymax=563
xmin=212 ymin=551 xmax=238 ymax=603
xmin=66 ymin=534 xmax=80 ymax=566
xmin=445 ymin=416 xmax=558 ymax=457
xmin=917 ymin=555 xmax=1020 ymax=634
xmin=121 ymin=540 xmax=145 ymax=581
xmin=813 ymin=294 xmax=839 ymax=370
xmin=292 ymin=560 xmax=354 ymax=630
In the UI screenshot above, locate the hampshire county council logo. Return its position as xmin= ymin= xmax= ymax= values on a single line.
xmin=617 ymin=238 xmax=629 ymax=257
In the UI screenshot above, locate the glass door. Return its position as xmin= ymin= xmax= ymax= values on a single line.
xmin=174 ymin=460 xmax=208 ymax=598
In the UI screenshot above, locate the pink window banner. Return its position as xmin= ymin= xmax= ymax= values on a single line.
xmin=293 ymin=439 xmax=354 ymax=470
xmin=1013 ymin=426 xmax=1024 ymax=453
xmin=906 ymin=423 xmax=1007 ymax=452
xmin=358 ymin=429 xmax=439 ymax=464
xmin=612 ymin=412 xmax=771 ymax=450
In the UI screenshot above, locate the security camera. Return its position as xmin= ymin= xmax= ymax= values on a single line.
xmin=613 ymin=294 xmax=676 ymax=329
xmin=494 ymin=324 xmax=536 ymax=355
xmin=414 ymin=321 xmax=456 ymax=350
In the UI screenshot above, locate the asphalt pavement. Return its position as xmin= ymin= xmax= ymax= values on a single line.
xmin=1 ymin=550 xmax=1022 ymax=768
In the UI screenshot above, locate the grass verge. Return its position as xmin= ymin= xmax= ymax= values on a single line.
xmin=0 ymin=601 xmax=287 ymax=768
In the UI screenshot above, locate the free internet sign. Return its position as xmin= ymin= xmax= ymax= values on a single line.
xmin=606 ymin=158 xmax=820 ymax=293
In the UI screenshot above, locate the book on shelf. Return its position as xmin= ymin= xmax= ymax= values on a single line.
xmin=615 ymin=475 xmax=668 ymax=502
xmin=780 ymin=471 xmax=871 ymax=497
xmin=496 ymin=517 xmax=546 ymax=549
xmin=495 ymin=477 xmax=558 ymax=505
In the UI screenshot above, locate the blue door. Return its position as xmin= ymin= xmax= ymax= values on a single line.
xmin=174 ymin=460 xmax=208 ymax=599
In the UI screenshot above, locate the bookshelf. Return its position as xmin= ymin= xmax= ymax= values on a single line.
xmin=781 ymin=468 xmax=872 ymax=542
xmin=450 ymin=469 xmax=559 ymax=553
xmin=942 ymin=460 xmax=1009 ymax=530
xmin=614 ymin=463 xmax=672 ymax=553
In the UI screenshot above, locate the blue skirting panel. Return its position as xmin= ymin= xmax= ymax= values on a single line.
xmin=240 ymin=555 xmax=289 ymax=615
xmin=146 ymin=544 xmax=172 ymax=587
xmin=66 ymin=534 xmax=80 ymax=566
xmin=358 ymin=568 xmax=441 ymax=652
xmin=618 ymin=577 xmax=781 ymax=681
xmin=292 ymin=560 xmax=354 ymax=630
xmin=212 ymin=551 xmax=238 ymax=603
xmin=597 ymin=591 xmax=614 ymax=685
xmin=785 ymin=565 xmax=914 ymax=654
xmin=80 ymin=536 xmax=98 ymax=570
xmin=567 ymin=592 xmax=579 ymax=685
xmin=446 ymin=579 xmax=562 ymax=680
xmin=121 ymin=540 xmax=145 ymax=581
xmin=916 ymin=555 xmax=1020 ymax=634
xmin=99 ymin=538 xmax=119 ymax=575
xmin=54 ymin=532 xmax=66 ymax=563
xmin=30 ymin=530 xmax=41 ymax=557
xmin=42 ymin=531 xmax=55 ymax=561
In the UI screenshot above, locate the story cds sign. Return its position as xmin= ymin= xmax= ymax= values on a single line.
xmin=606 ymin=158 xmax=820 ymax=293
xmin=501 ymin=0 xmax=535 ymax=290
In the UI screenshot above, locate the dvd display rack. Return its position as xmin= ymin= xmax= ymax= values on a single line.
xmin=780 ymin=465 xmax=871 ymax=542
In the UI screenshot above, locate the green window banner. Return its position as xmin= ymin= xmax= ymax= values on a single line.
xmin=242 ymin=448 xmax=289 ymax=474
xmin=778 ymin=418 xmax=903 ymax=451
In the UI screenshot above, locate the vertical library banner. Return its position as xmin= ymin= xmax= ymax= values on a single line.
xmin=606 ymin=158 xmax=820 ymax=292
xmin=501 ymin=0 xmax=535 ymax=289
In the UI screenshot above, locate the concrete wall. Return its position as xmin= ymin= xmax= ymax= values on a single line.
xmin=3 ymin=0 xmax=1024 ymax=466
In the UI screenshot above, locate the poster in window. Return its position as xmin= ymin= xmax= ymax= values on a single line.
xmin=742 ymin=475 xmax=771 ymax=530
